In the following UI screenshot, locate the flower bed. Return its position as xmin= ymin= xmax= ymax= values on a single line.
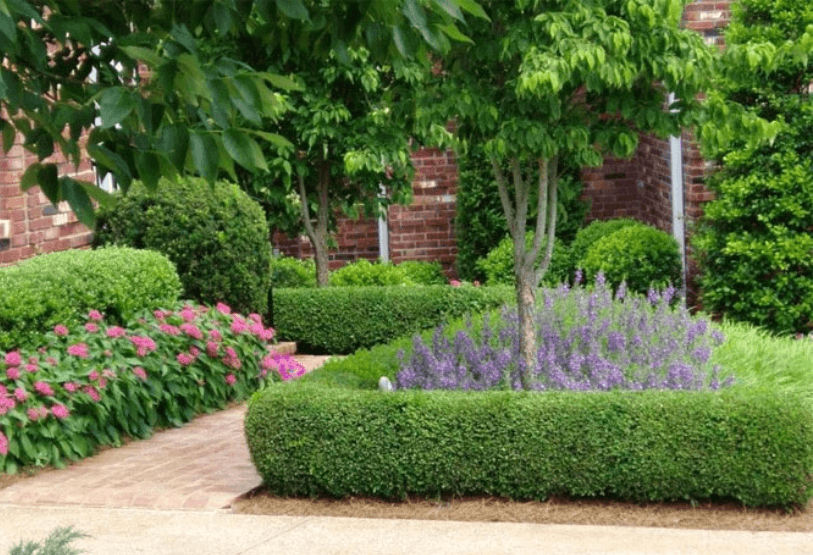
xmin=0 ymin=303 xmax=304 ymax=473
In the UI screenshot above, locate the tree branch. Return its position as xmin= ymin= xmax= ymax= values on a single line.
xmin=490 ymin=155 xmax=517 ymax=241
xmin=297 ymin=171 xmax=318 ymax=247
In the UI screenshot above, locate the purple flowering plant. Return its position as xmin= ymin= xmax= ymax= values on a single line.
xmin=396 ymin=272 xmax=732 ymax=392
xmin=0 ymin=303 xmax=305 ymax=473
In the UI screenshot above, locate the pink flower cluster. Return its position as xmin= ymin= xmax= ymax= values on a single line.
xmin=88 ymin=310 xmax=104 ymax=321
xmin=4 ymin=351 xmax=21 ymax=367
xmin=27 ymin=406 xmax=49 ymax=421
xmin=132 ymin=367 xmax=147 ymax=381
xmin=159 ymin=324 xmax=181 ymax=336
xmin=261 ymin=352 xmax=307 ymax=381
xmin=129 ymin=335 xmax=157 ymax=357
xmin=0 ymin=432 xmax=7 ymax=455
xmin=33 ymin=381 xmax=54 ymax=397
xmin=180 ymin=323 xmax=203 ymax=340
xmin=0 ymin=385 xmax=16 ymax=414
xmin=225 ymin=373 xmax=236 ymax=386
xmin=106 ymin=326 xmax=127 ymax=338
xmin=54 ymin=324 xmax=69 ymax=336
xmin=67 ymin=343 xmax=89 ymax=358
xmin=222 ymin=346 xmax=242 ymax=370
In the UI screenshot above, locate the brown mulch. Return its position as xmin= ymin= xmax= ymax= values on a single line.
xmin=232 ymin=488 xmax=813 ymax=533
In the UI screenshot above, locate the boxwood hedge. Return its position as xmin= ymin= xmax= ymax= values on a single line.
xmin=246 ymin=384 xmax=813 ymax=508
xmin=271 ymin=285 xmax=514 ymax=354
xmin=0 ymin=247 xmax=181 ymax=351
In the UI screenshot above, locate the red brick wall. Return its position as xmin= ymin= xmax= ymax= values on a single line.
xmin=0 ymin=137 xmax=95 ymax=267
xmin=273 ymin=147 xmax=460 ymax=277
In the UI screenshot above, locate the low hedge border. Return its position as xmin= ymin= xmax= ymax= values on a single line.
xmin=245 ymin=385 xmax=813 ymax=508
xmin=271 ymin=285 xmax=514 ymax=354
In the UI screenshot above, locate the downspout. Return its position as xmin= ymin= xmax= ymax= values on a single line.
xmin=668 ymin=93 xmax=687 ymax=295
xmin=377 ymin=184 xmax=389 ymax=263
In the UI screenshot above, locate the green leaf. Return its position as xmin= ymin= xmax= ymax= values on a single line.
xmin=275 ymin=0 xmax=309 ymax=20
xmin=248 ymin=129 xmax=293 ymax=150
xmin=159 ymin=124 xmax=190 ymax=171
xmin=453 ymin=0 xmax=489 ymax=20
xmin=120 ymin=45 xmax=162 ymax=67
xmin=0 ymin=117 xmax=15 ymax=153
xmin=61 ymin=177 xmax=95 ymax=227
xmin=189 ymin=132 xmax=219 ymax=182
xmin=223 ymin=129 xmax=268 ymax=172
xmin=432 ymin=0 xmax=464 ymax=21
xmin=87 ymin=144 xmax=132 ymax=186
xmin=438 ymin=23 xmax=473 ymax=44
xmin=98 ymin=87 xmax=134 ymax=129
xmin=135 ymin=150 xmax=162 ymax=191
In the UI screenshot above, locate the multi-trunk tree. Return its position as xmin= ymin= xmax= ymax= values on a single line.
xmin=420 ymin=0 xmax=726 ymax=387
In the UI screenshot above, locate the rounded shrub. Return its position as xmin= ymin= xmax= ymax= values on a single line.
xmin=329 ymin=259 xmax=412 ymax=287
xmin=397 ymin=260 xmax=447 ymax=285
xmin=93 ymin=177 xmax=271 ymax=315
xmin=270 ymin=255 xmax=316 ymax=288
xmin=0 ymin=247 xmax=181 ymax=351
xmin=581 ymin=224 xmax=681 ymax=295
xmin=569 ymin=218 xmax=642 ymax=272
xmin=476 ymin=231 xmax=570 ymax=286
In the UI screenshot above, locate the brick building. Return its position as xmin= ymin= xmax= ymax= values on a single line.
xmin=1 ymin=1 xmax=732 ymax=277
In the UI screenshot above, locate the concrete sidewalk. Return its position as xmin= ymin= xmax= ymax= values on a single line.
xmin=0 ymin=353 xmax=811 ymax=554
xmin=0 ymin=505 xmax=811 ymax=555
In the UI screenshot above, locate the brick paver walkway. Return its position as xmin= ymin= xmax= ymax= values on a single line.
xmin=0 ymin=354 xmax=331 ymax=511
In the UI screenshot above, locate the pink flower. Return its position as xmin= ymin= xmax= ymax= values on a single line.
xmin=0 ymin=384 xmax=6 ymax=397
xmin=259 ymin=327 xmax=275 ymax=342
xmin=5 ymin=368 xmax=20 ymax=380
xmin=0 ymin=396 xmax=15 ymax=414
xmin=159 ymin=324 xmax=181 ymax=336
xmin=176 ymin=352 xmax=195 ymax=366
xmin=231 ymin=318 xmax=249 ymax=334
xmin=14 ymin=388 xmax=27 ymax=402
xmin=261 ymin=355 xmax=277 ymax=371
xmin=129 ymin=336 xmax=157 ymax=357
xmin=67 ymin=343 xmax=89 ymax=358
xmin=98 ymin=378 xmax=107 ymax=389
xmin=27 ymin=407 xmax=42 ymax=421
xmin=28 ymin=356 xmax=38 ymax=364
xmin=84 ymin=386 xmax=101 ymax=402
xmin=103 ymin=368 xmax=116 ymax=378
xmin=88 ymin=370 xmax=100 ymax=381
xmin=0 ymin=432 xmax=7 ymax=456
xmin=51 ymin=404 xmax=70 ymax=419
xmin=190 ymin=346 xmax=200 ymax=357
xmin=106 ymin=326 xmax=126 ymax=338
xmin=46 ymin=357 xmax=57 ymax=366
xmin=88 ymin=310 xmax=104 ymax=321
xmin=206 ymin=341 xmax=219 ymax=358
xmin=224 ymin=346 xmax=238 ymax=360
xmin=25 ymin=363 xmax=38 ymax=373
xmin=132 ymin=367 xmax=147 ymax=381
xmin=225 ymin=373 xmax=236 ymax=386
xmin=84 ymin=323 xmax=100 ymax=333
xmin=180 ymin=306 xmax=197 ymax=322
xmin=54 ymin=325 xmax=69 ymax=336
xmin=249 ymin=313 xmax=262 ymax=324
xmin=63 ymin=382 xmax=79 ymax=393
xmin=4 ymin=351 xmax=21 ymax=366
xmin=180 ymin=323 xmax=203 ymax=340
xmin=153 ymin=309 xmax=168 ymax=321
xmin=473 ymin=280 xmax=481 ymax=287
xmin=209 ymin=329 xmax=223 ymax=342
xmin=34 ymin=381 xmax=55 ymax=396
xmin=449 ymin=279 xmax=462 ymax=287
xmin=216 ymin=302 xmax=232 ymax=315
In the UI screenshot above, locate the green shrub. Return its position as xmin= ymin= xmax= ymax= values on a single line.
xmin=581 ymin=224 xmax=682 ymax=295
xmin=269 ymin=255 xmax=316 ymax=288
xmin=476 ymin=231 xmax=571 ymax=286
xmin=93 ymin=177 xmax=271 ymax=315
xmin=455 ymin=143 xmax=589 ymax=282
xmin=329 ymin=259 xmax=411 ymax=287
xmin=397 ymin=260 xmax=447 ymax=285
xmin=568 ymin=218 xmax=642 ymax=272
xmin=272 ymin=285 xmax=514 ymax=354
xmin=246 ymin=385 xmax=813 ymax=507
xmin=0 ymin=247 xmax=181 ymax=351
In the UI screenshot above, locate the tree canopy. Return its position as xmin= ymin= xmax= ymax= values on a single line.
xmin=0 ymin=0 xmax=487 ymax=226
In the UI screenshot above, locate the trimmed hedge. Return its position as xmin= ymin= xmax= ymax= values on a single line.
xmin=271 ymin=285 xmax=514 ymax=354
xmin=246 ymin=385 xmax=813 ymax=507
xmin=329 ymin=259 xmax=411 ymax=287
xmin=0 ymin=247 xmax=181 ymax=351
xmin=269 ymin=255 xmax=316 ymax=288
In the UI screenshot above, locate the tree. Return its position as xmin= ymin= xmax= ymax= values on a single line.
xmin=419 ymin=0 xmax=723 ymax=387
xmin=246 ymin=48 xmax=422 ymax=286
xmin=0 ymin=0 xmax=487 ymax=226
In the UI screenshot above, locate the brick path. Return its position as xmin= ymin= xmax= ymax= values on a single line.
xmin=0 ymin=354 xmax=331 ymax=511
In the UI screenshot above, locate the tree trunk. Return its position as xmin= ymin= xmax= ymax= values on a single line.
xmin=516 ymin=266 xmax=537 ymax=389
xmin=297 ymin=158 xmax=332 ymax=287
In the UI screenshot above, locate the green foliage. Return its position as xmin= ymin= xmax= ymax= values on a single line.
xmin=272 ymin=285 xmax=514 ymax=354
xmin=693 ymin=0 xmax=813 ymax=335
xmin=581 ymin=225 xmax=682 ymax=295
xmin=0 ymin=302 xmax=288 ymax=473
xmin=246 ymin=384 xmax=813 ymax=507
xmin=397 ymin=260 xmax=448 ymax=285
xmin=93 ymin=177 xmax=271 ymax=316
xmin=0 ymin=247 xmax=181 ymax=352
xmin=269 ymin=255 xmax=316 ymax=288
xmin=9 ymin=526 xmax=87 ymax=555
xmin=476 ymin=232 xmax=571 ymax=286
xmin=329 ymin=259 xmax=412 ymax=287
xmin=455 ymin=144 xmax=589 ymax=282
xmin=0 ymin=0 xmax=484 ymax=224
xmin=568 ymin=218 xmax=643 ymax=273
